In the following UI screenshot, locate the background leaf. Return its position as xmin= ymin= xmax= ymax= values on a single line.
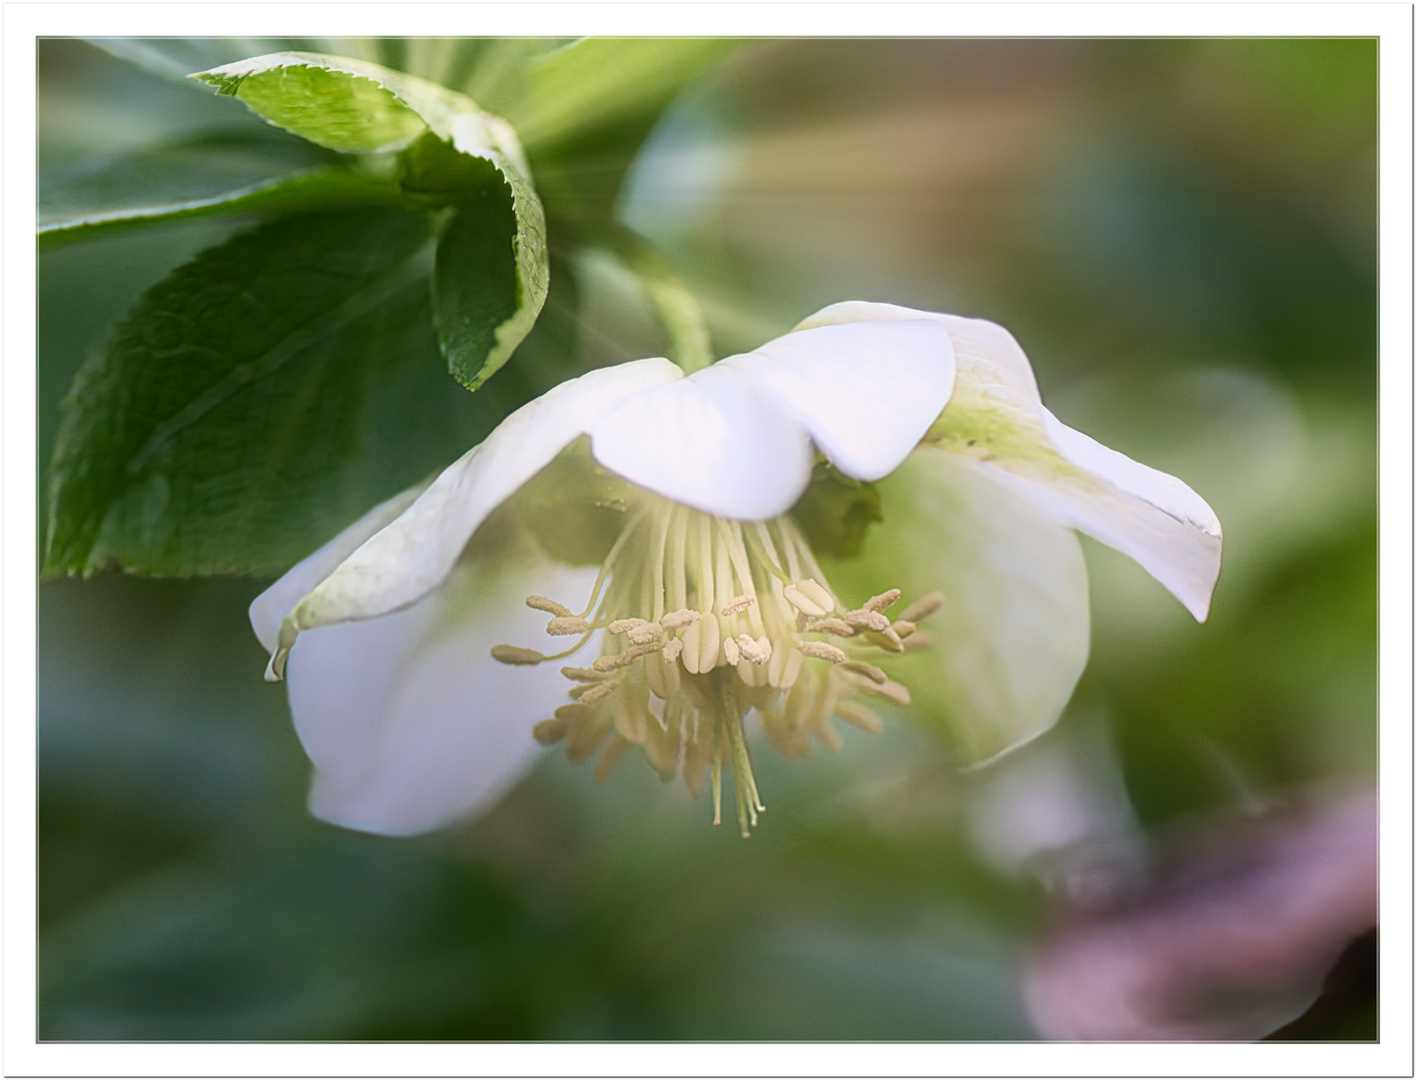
xmin=37 ymin=132 xmax=400 ymax=246
xmin=42 ymin=207 xmax=497 ymax=577
xmin=509 ymin=39 xmax=743 ymax=232
xmin=509 ymin=38 xmax=741 ymax=153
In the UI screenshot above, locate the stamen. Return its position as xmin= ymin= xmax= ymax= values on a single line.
xmin=795 ymin=577 xmax=836 ymax=613
xmin=571 ymin=679 xmax=619 ymax=706
xmin=805 ymin=617 xmax=855 ymax=637
xmin=862 ymin=679 xmax=911 ymax=706
xmin=627 ymin=622 xmax=663 ymax=645
xmin=594 ymin=735 xmax=633 ymax=784
xmin=574 ymin=508 xmax=645 ymax=618
xmin=844 ymin=609 xmax=890 ymax=633
xmin=491 ymin=645 xmax=547 ymax=665
xmin=863 ymin=627 xmax=906 ymax=653
xmin=737 ymin=634 xmax=772 ymax=665
xmin=782 ymin=584 xmax=828 ymax=618
xmin=518 ymin=483 xmax=925 ymax=838
xmin=532 ymin=716 xmax=570 ymax=744
xmin=592 ymin=641 xmax=660 ymax=671
xmin=835 ymin=700 xmax=883 ymax=733
xmin=546 ymin=615 xmax=590 ymax=636
xmin=863 ymin=589 xmax=902 ymax=614
xmin=840 ymin=660 xmax=888 ymax=685
xmin=899 ymin=591 xmax=945 ymax=622
xmin=560 ymin=666 xmax=608 ymax=682
xmin=800 ymin=641 xmax=847 ymax=663
xmin=661 ymin=608 xmax=699 ymax=630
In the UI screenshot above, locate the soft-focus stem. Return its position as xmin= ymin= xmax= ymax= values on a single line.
xmin=602 ymin=225 xmax=715 ymax=374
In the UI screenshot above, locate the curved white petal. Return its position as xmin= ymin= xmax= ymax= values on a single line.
xmin=794 ymin=301 xmax=1041 ymax=418
xmin=285 ymin=526 xmax=600 ymax=836
xmin=822 ymin=448 xmax=1091 ymax=764
xmin=718 ymin=320 xmax=956 ymax=482
xmin=279 ymin=358 xmax=681 ymax=654
xmin=589 ymin=361 xmax=815 ymax=520
xmin=1037 ymin=409 xmax=1222 ymax=621
xmin=796 ymin=300 xmax=1222 ymax=621
xmin=249 ymin=481 xmax=431 ymax=652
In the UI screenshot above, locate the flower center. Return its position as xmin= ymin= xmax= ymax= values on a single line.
xmin=493 ymin=495 xmax=941 ymax=836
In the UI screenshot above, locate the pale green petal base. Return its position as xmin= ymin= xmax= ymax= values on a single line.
xmin=821 ymin=447 xmax=1090 ymax=765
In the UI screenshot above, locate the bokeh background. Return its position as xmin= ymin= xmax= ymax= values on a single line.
xmin=36 ymin=38 xmax=1377 ymax=1039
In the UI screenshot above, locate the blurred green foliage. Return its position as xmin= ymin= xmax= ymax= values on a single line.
xmin=37 ymin=38 xmax=1375 ymax=1039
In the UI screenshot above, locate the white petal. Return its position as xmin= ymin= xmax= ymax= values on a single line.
xmin=1037 ymin=409 xmax=1222 ymax=621
xmin=589 ymin=361 xmax=814 ymax=520
xmin=286 ymin=530 xmax=600 ymax=836
xmin=798 ymin=301 xmax=1221 ymax=620
xmin=822 ymin=448 xmax=1091 ymax=764
xmin=281 ymin=358 xmax=680 ymax=646
xmin=249 ymin=481 xmax=430 ymax=652
xmin=718 ymin=320 xmax=955 ymax=482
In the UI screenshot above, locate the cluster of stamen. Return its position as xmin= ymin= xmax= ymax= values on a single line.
xmin=493 ymin=497 xmax=942 ymax=836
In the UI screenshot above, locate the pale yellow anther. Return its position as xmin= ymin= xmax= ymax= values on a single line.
xmin=592 ymin=642 xmax=660 ymax=672
xmin=576 ymin=680 xmax=620 ymax=706
xmin=560 ymin=666 xmax=608 ymax=683
xmin=890 ymin=619 xmax=916 ymax=639
xmin=863 ymin=589 xmax=902 ymax=614
xmin=526 ymin=595 xmax=573 ymax=617
xmin=627 ymin=622 xmax=663 ymax=645
xmin=532 ymin=716 xmax=571 ymax=744
xmin=805 ymin=617 xmax=855 ymax=637
xmin=782 ymin=585 xmax=828 ymax=618
xmin=720 ymin=595 xmax=754 ymax=617
xmin=863 ymin=627 xmax=906 ymax=653
xmin=840 ymin=660 xmax=888 ymax=685
xmin=899 ymin=591 xmax=944 ymax=623
xmin=800 ymin=641 xmax=847 ymax=663
xmin=903 ymin=631 xmax=933 ymax=652
xmin=662 ymin=638 xmax=684 ymax=663
xmin=737 ymin=634 xmax=772 ymax=665
xmin=608 ymin=617 xmax=648 ymax=635
xmin=661 ymin=608 xmax=700 ymax=630
xmin=863 ymin=679 xmax=911 ymax=706
xmin=845 ymin=609 xmax=890 ymax=633
xmin=546 ymin=615 xmax=590 ymax=636
xmin=796 ymin=578 xmax=836 ymax=613
xmin=491 ymin=645 xmax=547 ymax=666
xmin=723 ymin=636 xmax=741 ymax=666
xmin=835 ymin=700 xmax=883 ymax=733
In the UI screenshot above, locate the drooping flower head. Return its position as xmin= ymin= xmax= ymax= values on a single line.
xmin=251 ymin=302 xmax=1221 ymax=837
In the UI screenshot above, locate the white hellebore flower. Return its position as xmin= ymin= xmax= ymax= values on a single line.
xmin=251 ymin=302 xmax=1221 ymax=838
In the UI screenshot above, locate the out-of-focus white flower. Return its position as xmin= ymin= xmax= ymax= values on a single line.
xmin=250 ymin=302 xmax=1221 ymax=837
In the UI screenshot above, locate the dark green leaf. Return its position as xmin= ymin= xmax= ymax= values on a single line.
xmin=43 ymin=208 xmax=492 ymax=577
xmin=401 ymin=134 xmax=548 ymax=390
xmin=190 ymin=53 xmax=550 ymax=389
xmin=37 ymin=133 xmax=401 ymax=247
